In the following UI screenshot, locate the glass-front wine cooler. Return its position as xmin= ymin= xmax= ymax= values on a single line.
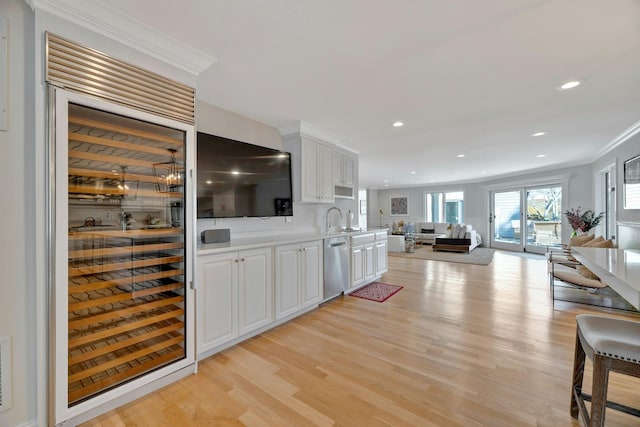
xmin=52 ymin=90 xmax=195 ymax=424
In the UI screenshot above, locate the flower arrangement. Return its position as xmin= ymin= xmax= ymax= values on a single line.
xmin=565 ymin=207 xmax=604 ymax=234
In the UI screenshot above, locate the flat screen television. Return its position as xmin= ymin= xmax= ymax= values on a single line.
xmin=197 ymin=132 xmax=293 ymax=218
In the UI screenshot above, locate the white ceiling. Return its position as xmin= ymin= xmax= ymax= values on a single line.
xmin=81 ymin=1 xmax=640 ymax=188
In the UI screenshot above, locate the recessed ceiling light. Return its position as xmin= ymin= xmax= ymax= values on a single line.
xmin=559 ymin=81 xmax=581 ymax=90
xmin=384 ymin=184 xmax=389 ymax=187
xmin=393 ymin=121 xmax=404 ymax=127
xmin=536 ymin=154 xmax=547 ymax=158
xmin=231 ymin=170 xmax=240 ymax=175
xmin=411 ymin=171 xmax=416 ymax=174
xmin=383 ymin=180 xmax=389 ymax=183
xmin=531 ymin=132 xmax=547 ymax=137
xmin=206 ymin=180 xmax=213 ymax=184
xmin=457 ymin=154 xmax=465 ymax=158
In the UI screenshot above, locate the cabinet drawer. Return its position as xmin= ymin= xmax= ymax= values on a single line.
xmin=374 ymin=231 xmax=388 ymax=241
xmin=351 ymin=233 xmax=375 ymax=246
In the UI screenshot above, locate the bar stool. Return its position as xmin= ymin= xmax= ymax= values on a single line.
xmin=571 ymin=314 xmax=640 ymax=426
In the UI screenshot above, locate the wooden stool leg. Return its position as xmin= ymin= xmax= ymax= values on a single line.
xmin=570 ymin=330 xmax=586 ymax=418
xmin=590 ymin=354 xmax=610 ymax=427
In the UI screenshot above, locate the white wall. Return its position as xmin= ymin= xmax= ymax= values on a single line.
xmin=0 ymin=1 xmax=35 ymax=427
xmin=372 ymin=163 xmax=594 ymax=245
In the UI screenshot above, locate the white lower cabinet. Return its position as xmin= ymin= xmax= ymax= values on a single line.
xmin=275 ymin=240 xmax=323 ymax=319
xmin=351 ymin=245 xmax=365 ymax=288
xmin=351 ymin=232 xmax=388 ymax=289
xmin=364 ymin=243 xmax=376 ymax=282
xmin=197 ymin=247 xmax=272 ymax=354
xmin=351 ymin=242 xmax=375 ymax=288
xmin=375 ymin=232 xmax=388 ymax=276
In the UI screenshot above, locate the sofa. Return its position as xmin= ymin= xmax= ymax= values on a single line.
xmin=420 ymin=223 xmax=480 ymax=253
xmin=412 ymin=222 xmax=450 ymax=244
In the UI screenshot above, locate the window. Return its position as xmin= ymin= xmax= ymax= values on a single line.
xmin=624 ymin=155 xmax=640 ymax=209
xmin=425 ymin=191 xmax=464 ymax=223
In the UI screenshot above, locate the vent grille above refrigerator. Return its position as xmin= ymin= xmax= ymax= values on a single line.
xmin=45 ymin=32 xmax=195 ymax=125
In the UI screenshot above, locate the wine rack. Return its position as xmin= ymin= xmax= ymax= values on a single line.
xmin=64 ymin=103 xmax=187 ymax=405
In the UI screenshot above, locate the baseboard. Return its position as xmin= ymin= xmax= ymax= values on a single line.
xmin=14 ymin=421 xmax=37 ymax=427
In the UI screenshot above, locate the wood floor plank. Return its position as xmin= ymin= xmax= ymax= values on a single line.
xmin=81 ymin=251 xmax=640 ymax=426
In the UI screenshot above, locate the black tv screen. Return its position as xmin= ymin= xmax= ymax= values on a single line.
xmin=197 ymin=132 xmax=293 ymax=218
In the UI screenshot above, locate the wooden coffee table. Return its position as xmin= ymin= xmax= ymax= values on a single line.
xmin=432 ymin=243 xmax=470 ymax=253
xmin=433 ymin=237 xmax=473 ymax=253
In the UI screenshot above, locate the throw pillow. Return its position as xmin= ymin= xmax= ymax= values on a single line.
xmin=452 ymin=224 xmax=461 ymax=239
xmin=421 ymin=228 xmax=435 ymax=234
xmin=581 ymin=236 xmax=604 ymax=247
xmin=590 ymin=239 xmax=614 ymax=248
xmin=576 ymin=265 xmax=600 ymax=280
xmin=568 ymin=234 xmax=595 ymax=247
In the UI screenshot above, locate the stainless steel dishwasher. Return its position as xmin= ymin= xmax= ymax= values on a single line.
xmin=323 ymin=236 xmax=349 ymax=301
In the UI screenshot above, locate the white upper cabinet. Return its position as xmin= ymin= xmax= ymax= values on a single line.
xmin=333 ymin=150 xmax=355 ymax=187
xmin=283 ymin=129 xmax=358 ymax=204
xmin=332 ymin=149 xmax=357 ymax=199
xmin=300 ymin=139 xmax=334 ymax=203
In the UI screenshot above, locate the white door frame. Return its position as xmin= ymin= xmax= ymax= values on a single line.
xmin=489 ymin=188 xmax=523 ymax=251
xmin=484 ymin=175 xmax=569 ymax=252
xmin=596 ymin=162 xmax=617 ymax=242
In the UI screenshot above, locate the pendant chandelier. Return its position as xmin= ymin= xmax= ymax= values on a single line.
xmin=153 ymin=148 xmax=184 ymax=193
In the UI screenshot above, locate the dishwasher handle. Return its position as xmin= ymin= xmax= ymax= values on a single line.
xmin=328 ymin=241 xmax=347 ymax=247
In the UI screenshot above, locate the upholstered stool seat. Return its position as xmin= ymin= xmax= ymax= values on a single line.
xmin=571 ymin=314 xmax=640 ymax=426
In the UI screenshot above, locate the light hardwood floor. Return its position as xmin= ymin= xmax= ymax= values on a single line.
xmin=82 ymin=250 xmax=640 ymax=426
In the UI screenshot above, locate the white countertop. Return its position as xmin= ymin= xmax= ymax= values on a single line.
xmin=571 ymin=247 xmax=640 ymax=309
xmin=197 ymin=228 xmax=387 ymax=255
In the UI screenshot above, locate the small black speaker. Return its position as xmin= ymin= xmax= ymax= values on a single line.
xmin=201 ymin=229 xmax=230 ymax=244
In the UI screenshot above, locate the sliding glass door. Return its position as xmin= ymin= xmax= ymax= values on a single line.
xmin=490 ymin=185 xmax=562 ymax=254
xmin=524 ymin=186 xmax=562 ymax=253
xmin=490 ymin=190 xmax=522 ymax=251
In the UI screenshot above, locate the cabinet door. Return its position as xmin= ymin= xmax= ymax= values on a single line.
xmin=301 ymin=140 xmax=321 ymax=202
xmin=318 ymin=144 xmax=334 ymax=202
xmin=375 ymin=241 xmax=388 ymax=275
xmin=275 ymin=243 xmax=301 ymax=319
xmin=198 ymin=253 xmax=238 ymax=353
xmin=364 ymin=243 xmax=375 ymax=281
xmin=342 ymin=153 xmax=355 ymax=186
xmin=351 ymin=246 xmax=365 ymax=288
xmin=301 ymin=241 xmax=323 ymax=307
xmin=332 ymin=151 xmax=343 ymax=185
xmin=56 ymin=93 xmax=194 ymax=417
xmin=238 ymin=248 xmax=273 ymax=335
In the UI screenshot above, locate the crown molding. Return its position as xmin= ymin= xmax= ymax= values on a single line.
xmin=596 ymin=119 xmax=640 ymax=160
xmin=279 ymin=120 xmax=343 ymax=146
xmin=28 ymin=0 xmax=216 ymax=75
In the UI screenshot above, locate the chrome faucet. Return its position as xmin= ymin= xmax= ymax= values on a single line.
xmin=325 ymin=206 xmax=343 ymax=233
